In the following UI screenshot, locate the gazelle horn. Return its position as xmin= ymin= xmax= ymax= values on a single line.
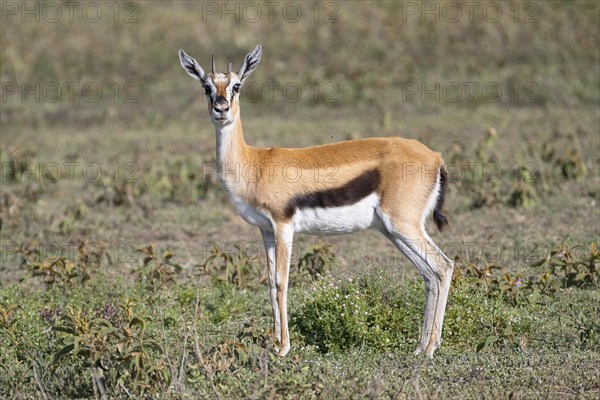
xmin=211 ymin=54 xmax=216 ymax=74
xmin=227 ymin=62 xmax=232 ymax=73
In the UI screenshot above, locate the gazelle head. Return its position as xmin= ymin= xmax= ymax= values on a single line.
xmin=179 ymin=44 xmax=262 ymax=126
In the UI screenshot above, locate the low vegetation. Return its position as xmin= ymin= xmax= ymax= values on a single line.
xmin=1 ymin=242 xmax=599 ymax=398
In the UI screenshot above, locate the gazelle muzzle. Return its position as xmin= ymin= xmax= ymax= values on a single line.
xmin=213 ymin=96 xmax=230 ymax=113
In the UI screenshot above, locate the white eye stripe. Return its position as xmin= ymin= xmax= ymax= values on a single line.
xmin=226 ymin=82 xmax=241 ymax=103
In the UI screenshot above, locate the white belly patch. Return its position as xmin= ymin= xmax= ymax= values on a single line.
xmin=292 ymin=193 xmax=380 ymax=235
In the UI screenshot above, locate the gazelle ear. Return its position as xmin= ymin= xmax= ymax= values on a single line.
xmin=237 ymin=44 xmax=262 ymax=84
xmin=179 ymin=49 xmax=206 ymax=84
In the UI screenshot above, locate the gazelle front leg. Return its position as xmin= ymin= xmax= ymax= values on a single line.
xmin=274 ymin=224 xmax=294 ymax=356
xmin=260 ymin=228 xmax=280 ymax=345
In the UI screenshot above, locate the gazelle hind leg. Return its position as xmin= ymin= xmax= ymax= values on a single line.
xmin=378 ymin=206 xmax=453 ymax=356
xmin=405 ymin=231 xmax=453 ymax=356
xmin=381 ymin=229 xmax=441 ymax=356
xmin=422 ymin=231 xmax=454 ymax=352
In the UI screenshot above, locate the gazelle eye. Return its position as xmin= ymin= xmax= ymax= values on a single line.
xmin=204 ymin=85 xmax=212 ymax=95
xmin=233 ymin=83 xmax=241 ymax=93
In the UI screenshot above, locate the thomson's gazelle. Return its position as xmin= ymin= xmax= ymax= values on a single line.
xmin=179 ymin=45 xmax=454 ymax=357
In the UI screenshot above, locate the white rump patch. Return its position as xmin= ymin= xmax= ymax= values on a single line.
xmin=421 ymin=169 xmax=441 ymax=231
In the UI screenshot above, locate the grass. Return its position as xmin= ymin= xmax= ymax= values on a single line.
xmin=1 ymin=245 xmax=599 ymax=398
xmin=1 ymin=1 xmax=600 ymax=398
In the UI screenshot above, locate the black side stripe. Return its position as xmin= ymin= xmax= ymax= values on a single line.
xmin=283 ymin=169 xmax=380 ymax=219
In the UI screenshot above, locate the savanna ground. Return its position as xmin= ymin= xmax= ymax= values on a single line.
xmin=1 ymin=1 xmax=599 ymax=398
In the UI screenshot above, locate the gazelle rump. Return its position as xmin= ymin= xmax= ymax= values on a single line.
xmin=178 ymin=44 xmax=454 ymax=357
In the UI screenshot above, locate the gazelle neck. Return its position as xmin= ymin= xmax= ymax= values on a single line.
xmin=214 ymin=116 xmax=249 ymax=187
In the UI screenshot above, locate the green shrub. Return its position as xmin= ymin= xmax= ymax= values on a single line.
xmin=450 ymin=243 xmax=600 ymax=307
xmin=294 ymin=273 xmax=419 ymax=353
xmin=51 ymin=301 xmax=170 ymax=397
xmin=23 ymin=240 xmax=103 ymax=288
xmin=200 ymin=244 xmax=263 ymax=289
xmin=293 ymin=271 xmax=533 ymax=354
xmin=292 ymin=242 xmax=337 ymax=283
xmin=444 ymin=280 xmax=532 ymax=352
xmin=533 ymin=242 xmax=599 ymax=289
xmin=135 ymin=244 xmax=182 ymax=287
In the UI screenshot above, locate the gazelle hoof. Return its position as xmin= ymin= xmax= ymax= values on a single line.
xmin=424 ymin=341 xmax=439 ymax=358
xmin=276 ymin=344 xmax=290 ymax=357
xmin=414 ymin=345 xmax=436 ymax=358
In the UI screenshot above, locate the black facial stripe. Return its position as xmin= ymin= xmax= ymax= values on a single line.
xmin=205 ymin=83 xmax=215 ymax=102
xmin=283 ymin=169 xmax=380 ymax=219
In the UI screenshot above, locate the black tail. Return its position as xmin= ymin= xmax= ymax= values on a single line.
xmin=433 ymin=165 xmax=449 ymax=231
